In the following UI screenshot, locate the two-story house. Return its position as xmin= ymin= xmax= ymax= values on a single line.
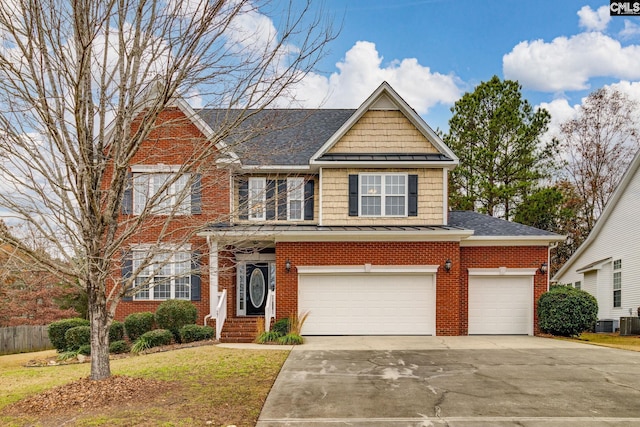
xmin=114 ymin=82 xmax=564 ymax=341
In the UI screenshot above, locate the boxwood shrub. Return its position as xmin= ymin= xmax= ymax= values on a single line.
xmin=139 ymin=329 xmax=173 ymax=348
xmin=65 ymin=325 xmax=91 ymax=350
xmin=538 ymin=285 xmax=598 ymax=337
xmin=155 ymin=300 xmax=197 ymax=342
xmin=179 ymin=324 xmax=214 ymax=343
xmin=109 ymin=321 xmax=125 ymax=342
xmin=109 ymin=340 xmax=131 ymax=354
xmin=48 ymin=318 xmax=90 ymax=351
xmin=124 ymin=312 xmax=155 ymax=341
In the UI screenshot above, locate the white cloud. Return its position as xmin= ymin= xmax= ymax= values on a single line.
xmin=283 ymin=41 xmax=463 ymax=115
xmin=577 ymin=5 xmax=611 ymax=32
xmin=620 ymin=19 xmax=640 ymax=38
xmin=503 ymin=32 xmax=640 ymax=92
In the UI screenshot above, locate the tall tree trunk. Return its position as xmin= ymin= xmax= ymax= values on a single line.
xmin=88 ymin=286 xmax=111 ymax=380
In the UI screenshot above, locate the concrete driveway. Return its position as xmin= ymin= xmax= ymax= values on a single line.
xmin=257 ymin=336 xmax=640 ymax=426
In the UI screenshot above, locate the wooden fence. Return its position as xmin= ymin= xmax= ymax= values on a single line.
xmin=0 ymin=325 xmax=53 ymax=355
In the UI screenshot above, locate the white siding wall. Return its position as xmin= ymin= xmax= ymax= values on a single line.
xmin=556 ymin=165 xmax=640 ymax=321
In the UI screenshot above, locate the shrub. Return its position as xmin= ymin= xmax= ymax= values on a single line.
xmin=256 ymin=331 xmax=282 ymax=344
xmin=278 ymin=333 xmax=304 ymax=345
xmin=78 ymin=344 xmax=91 ymax=356
xmin=64 ymin=325 xmax=91 ymax=351
xmin=124 ymin=312 xmax=155 ymax=341
xmin=136 ymin=329 xmax=173 ymax=351
xmin=271 ymin=318 xmax=290 ymax=336
xmin=179 ymin=324 xmax=214 ymax=343
xmin=109 ymin=321 xmax=125 ymax=342
xmin=109 ymin=340 xmax=130 ymax=354
xmin=48 ymin=318 xmax=90 ymax=351
xmin=155 ymin=300 xmax=197 ymax=342
xmin=538 ymin=285 xmax=598 ymax=337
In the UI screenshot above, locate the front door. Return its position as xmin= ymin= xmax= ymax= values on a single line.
xmin=246 ymin=263 xmax=269 ymax=315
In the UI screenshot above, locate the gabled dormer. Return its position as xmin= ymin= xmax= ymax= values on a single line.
xmin=310 ymin=82 xmax=458 ymax=226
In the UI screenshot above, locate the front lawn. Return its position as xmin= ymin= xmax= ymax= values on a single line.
xmin=0 ymin=344 xmax=289 ymax=426
xmin=570 ymin=332 xmax=640 ymax=351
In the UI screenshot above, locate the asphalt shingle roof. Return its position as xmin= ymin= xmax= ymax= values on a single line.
xmin=197 ymin=109 xmax=355 ymax=165
xmin=448 ymin=210 xmax=560 ymax=237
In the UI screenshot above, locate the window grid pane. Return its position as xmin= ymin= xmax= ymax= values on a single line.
xmin=360 ymin=174 xmax=407 ymax=216
xmin=133 ymin=172 xmax=191 ymax=215
xmin=249 ymin=178 xmax=266 ymax=220
xmin=361 ymin=196 xmax=381 ymax=216
xmin=131 ymin=251 xmax=191 ymax=301
xmin=287 ymin=178 xmax=304 ymax=220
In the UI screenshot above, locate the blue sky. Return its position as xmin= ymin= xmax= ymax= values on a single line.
xmin=274 ymin=0 xmax=640 ymax=135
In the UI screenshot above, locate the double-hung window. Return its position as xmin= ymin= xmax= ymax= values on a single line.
xmin=132 ymin=251 xmax=191 ymax=301
xmin=132 ymin=170 xmax=190 ymax=215
xmin=359 ymin=174 xmax=407 ymax=216
xmin=613 ymin=259 xmax=622 ymax=308
xmin=248 ymin=178 xmax=266 ymax=220
xmin=287 ymin=177 xmax=304 ymax=220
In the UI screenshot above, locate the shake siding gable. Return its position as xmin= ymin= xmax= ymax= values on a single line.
xmin=327 ymin=110 xmax=439 ymax=154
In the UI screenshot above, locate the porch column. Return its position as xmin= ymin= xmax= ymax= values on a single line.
xmin=209 ymin=239 xmax=218 ymax=318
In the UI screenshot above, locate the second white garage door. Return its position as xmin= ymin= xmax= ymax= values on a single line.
xmin=468 ymin=275 xmax=533 ymax=335
xmin=298 ymin=273 xmax=435 ymax=335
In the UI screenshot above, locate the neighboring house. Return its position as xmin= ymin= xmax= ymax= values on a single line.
xmin=553 ymin=150 xmax=640 ymax=330
xmin=114 ymin=82 xmax=564 ymax=341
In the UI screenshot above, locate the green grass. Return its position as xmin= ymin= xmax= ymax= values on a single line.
xmin=0 ymin=345 xmax=289 ymax=426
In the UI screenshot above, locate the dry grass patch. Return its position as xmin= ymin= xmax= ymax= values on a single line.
xmin=571 ymin=332 xmax=640 ymax=351
xmin=0 ymin=344 xmax=289 ymax=427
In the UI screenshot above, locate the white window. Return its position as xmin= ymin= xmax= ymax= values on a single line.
xmin=248 ymin=178 xmax=266 ymax=220
xmin=287 ymin=177 xmax=304 ymax=220
xmin=360 ymin=174 xmax=407 ymax=216
xmin=574 ymin=281 xmax=581 ymax=290
xmin=133 ymin=173 xmax=190 ymax=215
xmin=613 ymin=259 xmax=622 ymax=308
xmin=132 ymin=251 xmax=191 ymax=301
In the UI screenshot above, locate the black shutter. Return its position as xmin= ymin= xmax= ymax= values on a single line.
xmin=408 ymin=174 xmax=418 ymax=217
xmin=122 ymin=251 xmax=133 ymax=301
xmin=238 ymin=178 xmax=248 ymax=220
xmin=191 ymin=250 xmax=201 ymax=302
xmin=277 ymin=180 xmax=287 ymax=220
xmin=191 ymin=173 xmax=202 ymax=214
xmin=348 ymin=174 xmax=359 ymax=216
xmin=122 ymin=172 xmax=133 ymax=215
xmin=266 ymin=180 xmax=276 ymax=220
xmin=304 ymin=180 xmax=314 ymax=220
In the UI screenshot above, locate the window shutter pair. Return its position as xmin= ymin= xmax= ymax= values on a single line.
xmin=121 ymin=172 xmax=202 ymax=215
xmin=348 ymin=174 xmax=418 ymax=216
xmin=238 ymin=178 xmax=314 ymax=220
xmin=120 ymin=250 xmax=201 ymax=302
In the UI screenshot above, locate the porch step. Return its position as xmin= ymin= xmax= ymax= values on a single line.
xmin=219 ymin=317 xmax=262 ymax=343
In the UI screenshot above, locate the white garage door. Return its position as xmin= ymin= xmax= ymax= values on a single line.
xmin=468 ymin=276 xmax=533 ymax=335
xmin=298 ymin=274 xmax=435 ymax=335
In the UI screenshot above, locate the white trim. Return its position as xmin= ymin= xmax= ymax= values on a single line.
xmin=287 ymin=177 xmax=304 ymax=221
xmin=554 ymin=149 xmax=640 ymax=280
xmin=312 ymin=161 xmax=458 ymax=169
xmin=297 ymin=264 xmax=439 ymax=275
xmin=358 ymin=173 xmax=408 ymax=217
xmin=248 ymin=177 xmax=266 ymax=221
xmin=131 ymin=164 xmax=182 ymax=173
xmin=209 ymin=240 xmax=219 ymax=320
xmin=130 ymin=243 xmax=192 ymax=251
xmin=309 ymin=82 xmax=459 ymax=165
xmin=442 ymin=169 xmax=448 ymax=225
xmin=460 ymin=236 xmax=564 ymax=246
xmin=274 ymin=229 xmax=474 ymax=242
xmin=318 ymin=168 xmax=324 ymax=226
xmin=236 ymin=253 xmax=276 ymax=262
xmin=468 ymin=267 xmax=538 ymax=276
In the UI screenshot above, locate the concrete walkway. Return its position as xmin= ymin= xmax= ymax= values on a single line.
xmin=257 ymin=336 xmax=640 ymax=426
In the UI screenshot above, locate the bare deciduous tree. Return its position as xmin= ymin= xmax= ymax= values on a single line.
xmin=560 ymin=87 xmax=640 ymax=232
xmin=0 ymin=0 xmax=333 ymax=380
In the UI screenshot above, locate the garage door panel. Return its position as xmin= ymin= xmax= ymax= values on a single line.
xmin=299 ymin=274 xmax=434 ymax=335
xmin=468 ymin=276 xmax=532 ymax=335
